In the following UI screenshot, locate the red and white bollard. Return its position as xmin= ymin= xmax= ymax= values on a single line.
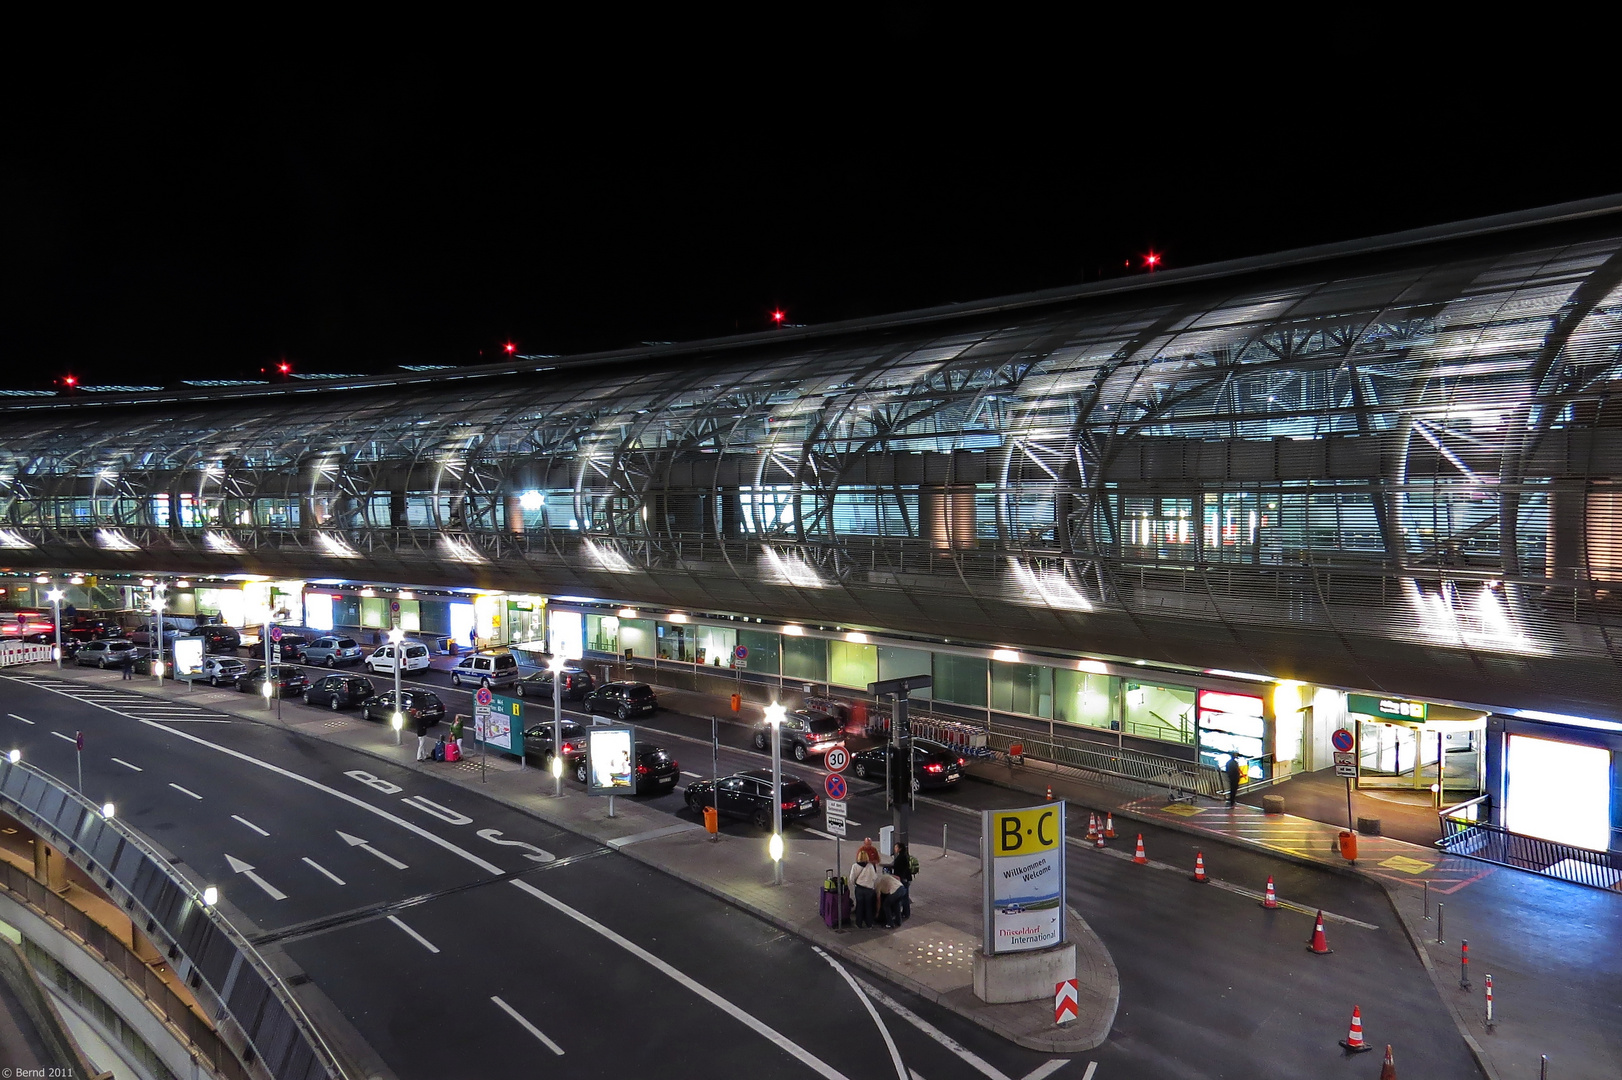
xmin=1485 ymin=973 xmax=1495 ymax=1028
xmin=1460 ymin=939 xmax=1472 ymax=991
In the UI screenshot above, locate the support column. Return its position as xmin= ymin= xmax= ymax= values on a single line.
xmin=31 ymin=839 xmax=67 ymax=894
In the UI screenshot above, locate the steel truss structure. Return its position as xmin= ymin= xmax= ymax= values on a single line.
xmin=7 ymin=199 xmax=1622 ymax=716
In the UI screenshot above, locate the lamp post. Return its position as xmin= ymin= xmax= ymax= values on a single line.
xmin=388 ymin=627 xmax=404 ymax=740
xmin=765 ymin=701 xmax=786 ymax=884
xmin=153 ymin=583 xmax=167 ymax=686
xmin=46 ymin=588 xmax=63 ymax=670
xmin=549 ymin=654 xmax=566 ymax=797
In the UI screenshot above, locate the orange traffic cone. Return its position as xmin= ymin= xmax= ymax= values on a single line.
xmin=1191 ymin=851 xmax=1208 ymax=883
xmin=1085 ymin=813 xmax=1098 ymax=840
xmin=1133 ymin=834 xmax=1148 ymax=864
xmin=1338 ymin=1005 xmax=1373 ymax=1052
xmin=1094 ymin=824 xmax=1105 ymax=849
xmin=1379 ymin=1044 xmax=1396 ymax=1079
xmin=1260 ymin=875 xmax=1278 ymax=909
xmin=1104 ymin=812 xmax=1117 ymax=838
xmin=1046 ymin=785 xmax=1053 ymax=801
xmin=1307 ymin=909 xmax=1332 ymax=954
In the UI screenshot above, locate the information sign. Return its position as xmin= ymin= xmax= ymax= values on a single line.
xmin=586 ymin=726 xmax=636 ymax=793
xmin=825 ymin=798 xmax=847 ymax=837
xmin=981 ymin=802 xmax=1067 ymax=954
xmin=1347 ymin=694 xmax=1427 ymax=723
xmin=475 ymin=693 xmax=523 ymax=756
xmin=1334 ymin=763 xmax=1358 ymax=778
xmin=824 ymin=773 xmax=847 ymax=801
xmin=824 ymin=746 xmax=849 ymax=773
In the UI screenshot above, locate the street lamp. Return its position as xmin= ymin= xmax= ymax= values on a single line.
xmin=388 ymin=627 xmax=404 ymax=745
xmin=46 ymin=588 xmax=63 ymax=670
xmin=6 ymin=749 xmax=19 ymax=764
xmin=549 ymin=654 xmax=566 ymax=797
xmin=764 ymin=701 xmax=786 ymax=884
xmin=202 ymin=886 xmax=218 ymax=907
xmin=102 ymin=802 xmax=115 ymax=819
xmin=152 ymin=584 xmax=167 ymax=686
xmin=392 ymin=711 xmax=403 ymax=746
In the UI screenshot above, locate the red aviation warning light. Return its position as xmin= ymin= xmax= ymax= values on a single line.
xmin=277 ymin=362 xmax=291 ymax=374
xmin=62 ymin=375 xmax=77 ymax=387
xmin=771 ymin=309 xmax=786 ymax=326
xmin=1144 ymin=251 xmax=1162 ymax=271
xmin=504 ymin=342 xmax=517 ymax=355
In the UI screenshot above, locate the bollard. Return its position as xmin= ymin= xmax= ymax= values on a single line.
xmin=1541 ymin=1054 xmax=1547 ymax=1079
xmin=1436 ymin=901 xmax=1445 ymax=944
xmin=1423 ymin=879 xmax=1430 ymax=920
xmin=941 ymin=823 xmax=948 ymax=859
xmin=1484 ymin=973 xmax=1495 ymax=1028
xmin=1459 ymin=939 xmax=1472 ymax=991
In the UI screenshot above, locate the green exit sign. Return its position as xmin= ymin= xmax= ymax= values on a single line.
xmin=1348 ymin=694 xmax=1427 ymax=722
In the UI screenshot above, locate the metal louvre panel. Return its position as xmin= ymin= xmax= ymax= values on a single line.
xmin=7 ymin=210 xmax=1622 ymax=716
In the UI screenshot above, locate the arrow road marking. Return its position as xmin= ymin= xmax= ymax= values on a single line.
xmin=491 ymin=995 xmax=564 ymax=1056
xmin=301 ymin=857 xmax=346 ymax=885
xmin=476 ymin=828 xmax=555 ymax=863
xmin=231 ymin=815 xmax=269 ymax=837
xmin=224 ymin=854 xmax=287 ymax=901
xmin=168 ymin=783 xmax=202 ymax=800
xmin=336 ymin=830 xmax=409 ymax=869
xmin=388 ymin=915 xmax=440 ymax=954
xmin=111 ymin=758 xmax=142 ymax=771
xmin=7 ymin=714 xmax=34 ymax=725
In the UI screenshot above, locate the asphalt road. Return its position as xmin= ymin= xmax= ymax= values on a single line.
xmin=7 ymin=657 xmax=1485 ymax=1079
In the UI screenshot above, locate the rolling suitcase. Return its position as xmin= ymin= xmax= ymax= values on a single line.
xmin=820 ymin=870 xmax=846 ymax=929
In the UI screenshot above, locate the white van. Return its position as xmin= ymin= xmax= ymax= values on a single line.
xmin=365 ymin=642 xmax=431 ymax=675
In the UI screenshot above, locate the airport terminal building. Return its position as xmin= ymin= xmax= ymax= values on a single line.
xmin=6 ymin=197 xmax=1622 ymax=855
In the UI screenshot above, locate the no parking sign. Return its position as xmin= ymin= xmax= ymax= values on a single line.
xmin=824 ymin=773 xmax=847 ymax=801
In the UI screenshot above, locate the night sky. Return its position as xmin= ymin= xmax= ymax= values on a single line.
xmin=4 ymin=67 xmax=1616 ymax=388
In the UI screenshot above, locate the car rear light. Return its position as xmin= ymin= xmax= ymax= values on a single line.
xmin=924 ymin=763 xmax=944 ymax=774
xmin=781 ymin=800 xmax=797 ymax=811
xmin=671 ymin=761 xmax=678 ymax=772
xmin=636 ymin=764 xmax=648 ymax=775
xmin=957 ymin=758 xmax=966 ymax=766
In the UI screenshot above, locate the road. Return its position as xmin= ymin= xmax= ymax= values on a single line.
xmin=6 ymin=656 xmax=1485 ymax=1078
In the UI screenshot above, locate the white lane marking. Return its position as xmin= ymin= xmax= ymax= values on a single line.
xmin=50 ymin=731 xmax=77 ymax=743
xmin=911 ymin=1071 xmax=926 ymax=1080
xmin=682 ymin=771 xmax=703 ymax=778
xmin=336 ymin=831 xmax=409 ymax=870
xmin=168 ymin=783 xmax=203 ymax=800
xmin=475 ymin=828 xmax=555 ymax=862
xmin=232 ymin=814 xmax=270 ymax=837
xmin=302 ymin=857 xmax=346 ymax=885
xmin=491 ymin=995 xmax=564 ymax=1055
xmin=388 ymin=914 xmax=440 ymax=954
xmin=801 ymin=828 xmax=842 ymax=841
xmin=7 ymin=713 xmax=34 ymax=725
xmin=1 ymin=675 xmax=504 ymax=877
xmin=1024 ymin=1060 xmax=1075 ymax=1080
xmin=856 ymin=977 xmax=1011 ymax=1080
xmin=511 ymin=878 xmax=851 ymax=1080
xmin=813 ymin=946 xmax=907 ymax=1080
xmin=1079 ymin=1063 xmax=1097 ymax=1080
xmin=111 ymin=757 xmax=142 ymax=771
xmin=224 ymin=854 xmax=287 ymax=900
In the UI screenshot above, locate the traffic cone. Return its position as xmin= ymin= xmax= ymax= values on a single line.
xmin=1046 ymin=785 xmax=1053 ymax=801
xmin=1379 ymin=1045 xmax=1396 ymax=1079
xmin=1260 ymin=875 xmax=1278 ymax=909
xmin=1085 ymin=813 xmax=1098 ymax=840
xmin=1306 ymin=909 xmax=1332 ymax=954
xmin=1104 ymin=812 xmax=1117 ymax=838
xmin=1191 ymin=851 xmax=1208 ymax=883
xmin=1338 ymin=1005 xmax=1373 ymax=1052
xmin=1133 ymin=834 xmax=1148 ymax=864
xmin=1094 ymin=825 xmax=1105 ymax=849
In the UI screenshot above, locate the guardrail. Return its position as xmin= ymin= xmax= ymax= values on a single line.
xmin=984 ymin=722 xmax=1222 ymax=799
xmin=0 ymin=758 xmax=345 ymax=1080
xmin=1437 ymin=796 xmax=1622 ymax=891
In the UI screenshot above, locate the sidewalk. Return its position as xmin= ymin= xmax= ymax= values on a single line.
xmin=48 ymin=667 xmax=1118 ymax=1055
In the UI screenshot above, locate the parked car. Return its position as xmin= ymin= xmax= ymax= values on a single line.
xmin=360 ymin=689 xmax=445 ymax=726
xmin=513 ymin=666 xmax=595 ymax=701
xmin=67 ymin=617 xmax=119 ymax=642
xmin=248 ymin=632 xmax=307 ymax=660
xmin=751 ymin=709 xmax=844 ymax=762
xmin=449 ymin=651 xmax=518 ymax=689
xmin=523 ymin=720 xmax=588 ymax=772
xmin=72 ymin=639 xmax=146 ymax=668
xmin=235 ymin=665 xmax=310 ymax=696
xmin=306 ymin=674 xmax=376 ymax=711
xmin=850 ymin=738 xmax=965 ymax=791
xmin=625 ymin=742 xmax=680 ymax=794
xmin=304 ymin=636 xmax=364 ymax=667
xmin=364 ymin=641 xmax=431 ymax=675
xmin=191 ymin=624 xmax=242 ymax=653
xmin=199 ymin=656 xmax=248 ymax=686
xmin=684 ymin=769 xmax=820 ymax=828
xmin=581 ymin=682 xmax=657 ymax=721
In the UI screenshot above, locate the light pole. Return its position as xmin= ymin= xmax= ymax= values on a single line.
xmin=549 ymin=654 xmax=566 ymax=797
xmin=153 ymin=584 xmax=167 ymax=686
xmin=388 ymin=627 xmax=404 ymax=749
xmin=765 ymin=701 xmax=786 ymax=884
xmin=46 ymin=588 xmax=63 ymax=670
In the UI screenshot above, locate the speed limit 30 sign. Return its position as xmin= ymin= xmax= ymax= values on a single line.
xmin=825 ymin=746 xmax=849 ymax=773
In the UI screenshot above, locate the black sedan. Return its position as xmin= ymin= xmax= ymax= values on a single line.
xmin=235 ymin=665 xmax=310 ymax=696
xmin=523 ymin=720 xmax=588 ymax=772
xmin=513 ymin=667 xmax=596 ymax=701
xmin=582 ymin=682 xmax=658 ymax=720
xmin=360 ymin=689 xmax=446 ymax=726
xmin=248 ymin=633 xmax=309 ymax=661
xmin=305 ymin=674 xmax=376 ymax=711
xmin=685 ymin=769 xmax=821 ymax=829
xmin=850 ymin=739 xmax=965 ymax=791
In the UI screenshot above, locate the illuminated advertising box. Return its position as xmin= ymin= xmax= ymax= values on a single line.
xmin=586 ymin=726 xmax=635 ymax=794
xmin=174 ymin=636 xmax=205 ymax=678
xmin=981 ymin=802 xmax=1067 ymax=954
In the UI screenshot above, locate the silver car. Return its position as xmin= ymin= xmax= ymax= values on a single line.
xmin=73 ymin=639 xmax=147 ymax=668
xmin=304 ymin=636 xmax=365 ymax=667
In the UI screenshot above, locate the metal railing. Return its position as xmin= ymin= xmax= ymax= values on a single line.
xmin=1437 ymin=796 xmax=1622 ymax=891
xmin=983 ymin=722 xmax=1223 ymax=799
xmin=0 ymin=758 xmax=345 ymax=1080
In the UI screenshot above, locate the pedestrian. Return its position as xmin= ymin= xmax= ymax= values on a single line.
xmin=1225 ymin=754 xmax=1241 ymax=806
xmin=857 ymin=836 xmax=881 ymax=866
xmin=848 ymin=851 xmax=880 ymax=929
xmin=120 ymin=654 xmax=134 ymax=680
xmin=372 ymin=630 xmax=381 ymax=647
xmin=875 ymin=867 xmax=906 ymax=928
xmin=449 ymin=714 xmax=465 ymax=756
xmin=469 ymin=627 xmax=478 ymax=652
xmin=414 ymin=711 xmax=433 ymax=761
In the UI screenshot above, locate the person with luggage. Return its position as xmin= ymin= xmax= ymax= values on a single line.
xmin=874 ymin=867 xmax=907 ymax=928
xmin=848 ymin=850 xmax=880 ymax=929
xmin=414 ymin=712 xmax=433 ymax=761
xmin=449 ymin=714 xmax=465 ymax=756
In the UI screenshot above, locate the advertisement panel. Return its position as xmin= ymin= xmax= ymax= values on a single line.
xmin=981 ymin=802 xmax=1066 ymax=954
xmin=174 ymin=637 xmax=205 ymax=678
xmin=474 ymin=693 xmax=524 ymax=756
xmin=586 ymin=726 xmax=636 ymax=794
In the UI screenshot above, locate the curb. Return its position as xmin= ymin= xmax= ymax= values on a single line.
xmin=52 ymin=670 xmax=1117 ymax=1055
